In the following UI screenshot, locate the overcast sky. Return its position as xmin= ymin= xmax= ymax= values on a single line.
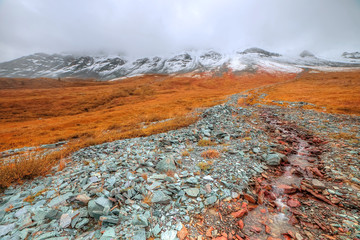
xmin=0 ymin=0 xmax=359 ymax=62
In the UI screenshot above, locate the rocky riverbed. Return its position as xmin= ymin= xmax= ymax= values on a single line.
xmin=0 ymin=93 xmax=359 ymax=240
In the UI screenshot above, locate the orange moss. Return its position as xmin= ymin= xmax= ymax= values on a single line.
xmin=181 ymin=151 xmax=190 ymax=157
xmin=166 ymin=170 xmax=175 ymax=177
xmin=141 ymin=173 xmax=148 ymax=181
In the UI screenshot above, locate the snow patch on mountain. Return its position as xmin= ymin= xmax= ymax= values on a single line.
xmin=0 ymin=48 xmax=359 ymax=80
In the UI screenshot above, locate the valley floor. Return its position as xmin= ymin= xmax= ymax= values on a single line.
xmin=0 ymin=70 xmax=359 ymax=239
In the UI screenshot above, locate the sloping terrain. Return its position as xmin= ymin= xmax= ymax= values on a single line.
xmin=0 ymin=66 xmax=359 ymax=239
xmin=0 ymin=86 xmax=359 ymax=240
xmin=1 ymin=48 xmax=360 ymax=80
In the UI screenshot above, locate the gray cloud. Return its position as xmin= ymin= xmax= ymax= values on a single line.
xmin=0 ymin=0 xmax=359 ymax=61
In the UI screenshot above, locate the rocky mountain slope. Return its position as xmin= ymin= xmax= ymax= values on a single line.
xmin=0 ymin=92 xmax=359 ymax=239
xmin=1 ymin=48 xmax=359 ymax=80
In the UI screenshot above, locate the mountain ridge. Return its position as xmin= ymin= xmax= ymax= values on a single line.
xmin=0 ymin=48 xmax=359 ymax=80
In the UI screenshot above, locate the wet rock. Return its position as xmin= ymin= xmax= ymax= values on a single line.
xmin=311 ymin=179 xmax=326 ymax=189
xmin=205 ymin=196 xmax=217 ymax=205
xmin=244 ymin=193 xmax=257 ymax=203
xmin=287 ymin=198 xmax=301 ymax=207
xmin=277 ymin=184 xmax=297 ymax=194
xmin=265 ymin=153 xmax=286 ymax=166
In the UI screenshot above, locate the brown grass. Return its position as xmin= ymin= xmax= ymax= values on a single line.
xmin=0 ymin=72 xmax=295 ymax=188
xmin=142 ymin=192 xmax=153 ymax=205
xmin=0 ymin=150 xmax=63 ymax=188
xmin=258 ymin=71 xmax=360 ymax=115
xmin=58 ymin=159 xmax=66 ymax=171
xmin=197 ymin=139 xmax=217 ymax=147
xmin=201 ymin=149 xmax=220 ymax=159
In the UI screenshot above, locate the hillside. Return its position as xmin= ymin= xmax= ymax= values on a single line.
xmin=1 ymin=49 xmax=360 ymax=80
xmin=0 ymin=66 xmax=359 ymax=239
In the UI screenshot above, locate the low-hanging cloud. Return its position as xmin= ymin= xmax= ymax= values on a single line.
xmin=0 ymin=0 xmax=359 ymax=62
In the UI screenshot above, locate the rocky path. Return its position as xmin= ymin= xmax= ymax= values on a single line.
xmin=0 ymin=93 xmax=359 ymax=240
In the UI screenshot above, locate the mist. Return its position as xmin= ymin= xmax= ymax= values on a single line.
xmin=0 ymin=0 xmax=359 ymax=62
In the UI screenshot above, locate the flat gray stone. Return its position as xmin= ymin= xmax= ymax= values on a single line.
xmin=151 ymin=190 xmax=171 ymax=204
xmin=205 ymin=196 xmax=217 ymax=205
xmin=134 ymin=229 xmax=146 ymax=240
xmin=100 ymin=227 xmax=116 ymax=240
xmin=265 ymin=153 xmax=286 ymax=166
xmin=161 ymin=230 xmax=177 ymax=240
xmin=100 ymin=215 xmax=119 ymax=224
xmin=156 ymin=158 xmax=176 ymax=172
xmin=184 ymin=188 xmax=199 ymax=197
xmin=95 ymin=197 xmax=112 ymax=208
xmin=0 ymin=223 xmax=15 ymax=237
xmin=75 ymin=194 xmax=91 ymax=204
xmin=45 ymin=209 xmax=61 ymax=220
xmin=48 ymin=192 xmax=72 ymax=207
xmin=131 ymin=214 xmax=148 ymax=227
xmin=88 ymin=197 xmax=112 ymax=219
xmin=75 ymin=218 xmax=89 ymax=229
xmin=186 ymin=177 xmax=198 ymax=184
xmin=34 ymin=231 xmax=59 ymax=240
xmin=14 ymin=207 xmax=28 ymax=218
xmin=152 ymin=224 xmax=162 ymax=235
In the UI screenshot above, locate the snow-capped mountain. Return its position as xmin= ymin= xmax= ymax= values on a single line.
xmin=0 ymin=48 xmax=359 ymax=80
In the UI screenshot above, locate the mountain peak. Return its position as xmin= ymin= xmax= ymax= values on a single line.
xmin=299 ymin=50 xmax=315 ymax=58
xmin=342 ymin=51 xmax=360 ymax=59
xmin=238 ymin=48 xmax=281 ymax=57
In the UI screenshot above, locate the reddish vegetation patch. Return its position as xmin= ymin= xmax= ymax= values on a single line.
xmin=247 ymin=70 xmax=360 ymax=115
xmin=201 ymin=149 xmax=220 ymax=159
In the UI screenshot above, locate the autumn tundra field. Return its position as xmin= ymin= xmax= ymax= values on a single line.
xmin=0 ymin=70 xmax=359 ymax=188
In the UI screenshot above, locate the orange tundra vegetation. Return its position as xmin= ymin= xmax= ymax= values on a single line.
xmin=256 ymin=70 xmax=360 ymax=115
xmin=0 ymin=72 xmax=294 ymax=187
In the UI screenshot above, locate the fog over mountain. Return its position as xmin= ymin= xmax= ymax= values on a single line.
xmin=0 ymin=0 xmax=360 ymax=62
